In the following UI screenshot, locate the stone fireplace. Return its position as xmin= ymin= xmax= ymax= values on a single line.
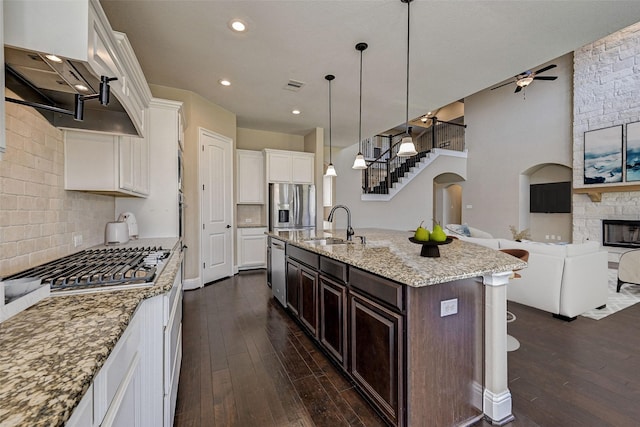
xmin=602 ymin=220 xmax=640 ymax=249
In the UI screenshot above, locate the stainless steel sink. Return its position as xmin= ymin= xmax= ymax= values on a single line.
xmin=303 ymin=237 xmax=349 ymax=245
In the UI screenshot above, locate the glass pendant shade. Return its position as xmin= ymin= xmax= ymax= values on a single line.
xmin=397 ymin=134 xmax=417 ymax=157
xmin=352 ymin=152 xmax=367 ymax=169
xmin=325 ymin=163 xmax=337 ymax=177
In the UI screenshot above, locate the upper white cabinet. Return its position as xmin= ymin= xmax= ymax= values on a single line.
xmin=237 ymin=150 xmax=265 ymax=204
xmin=264 ymin=149 xmax=314 ymax=184
xmin=116 ymin=99 xmax=184 ymax=237
xmin=4 ymin=0 xmax=151 ymax=137
xmin=65 ymin=126 xmax=149 ymax=197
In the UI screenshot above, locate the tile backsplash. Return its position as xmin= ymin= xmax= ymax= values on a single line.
xmin=1 ymin=95 xmax=115 ymax=276
xmin=236 ymin=204 xmax=265 ymax=226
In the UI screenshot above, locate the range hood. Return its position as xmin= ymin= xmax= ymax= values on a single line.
xmin=3 ymin=0 xmax=150 ymax=137
xmin=5 ymin=46 xmax=138 ymax=136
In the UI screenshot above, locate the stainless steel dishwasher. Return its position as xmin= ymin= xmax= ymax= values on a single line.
xmin=271 ymin=238 xmax=287 ymax=307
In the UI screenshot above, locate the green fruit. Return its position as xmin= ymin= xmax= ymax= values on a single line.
xmin=414 ymin=221 xmax=430 ymax=242
xmin=430 ymin=224 xmax=447 ymax=242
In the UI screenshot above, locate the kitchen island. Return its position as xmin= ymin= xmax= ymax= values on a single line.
xmin=269 ymin=228 xmax=526 ymax=426
xmin=0 ymin=238 xmax=183 ymax=427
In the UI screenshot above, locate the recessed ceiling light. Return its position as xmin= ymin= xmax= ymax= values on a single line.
xmin=229 ymin=19 xmax=246 ymax=32
xmin=219 ymin=79 xmax=231 ymax=86
xmin=74 ymin=84 xmax=89 ymax=92
xmin=292 ymin=109 xmax=301 ymax=115
xmin=45 ymin=54 xmax=63 ymax=63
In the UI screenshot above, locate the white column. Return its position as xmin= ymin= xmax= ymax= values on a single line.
xmin=482 ymin=271 xmax=514 ymax=425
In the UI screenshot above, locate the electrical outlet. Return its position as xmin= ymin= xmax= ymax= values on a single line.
xmin=440 ymin=298 xmax=458 ymax=317
xmin=73 ymin=234 xmax=83 ymax=247
xmin=550 ymin=234 xmax=555 ymax=240
xmin=545 ymin=235 xmax=549 ymax=240
xmin=557 ymin=235 xmax=561 ymax=241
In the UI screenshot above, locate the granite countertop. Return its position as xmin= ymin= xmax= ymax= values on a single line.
xmin=269 ymin=228 xmax=527 ymax=287
xmin=0 ymin=240 xmax=183 ymax=427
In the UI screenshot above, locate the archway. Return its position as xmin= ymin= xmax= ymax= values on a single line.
xmin=433 ymin=173 xmax=465 ymax=227
xmin=520 ymin=163 xmax=572 ymax=242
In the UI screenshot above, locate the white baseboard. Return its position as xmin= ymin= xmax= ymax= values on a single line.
xmin=483 ymin=389 xmax=514 ymax=425
xmin=182 ymin=277 xmax=202 ymax=290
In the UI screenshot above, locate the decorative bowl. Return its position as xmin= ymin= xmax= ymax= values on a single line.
xmin=408 ymin=237 xmax=453 ymax=257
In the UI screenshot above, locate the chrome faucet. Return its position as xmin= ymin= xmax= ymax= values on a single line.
xmin=327 ymin=204 xmax=354 ymax=241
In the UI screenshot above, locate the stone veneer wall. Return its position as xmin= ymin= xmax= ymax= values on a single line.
xmin=573 ymin=22 xmax=640 ymax=260
xmin=0 ymin=95 xmax=115 ymax=276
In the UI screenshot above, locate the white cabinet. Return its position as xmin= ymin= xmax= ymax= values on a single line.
xmin=291 ymin=152 xmax=315 ymax=184
xmin=237 ymin=227 xmax=268 ymax=270
xmin=237 ymin=150 xmax=265 ymax=203
xmin=163 ymin=269 xmax=183 ymax=426
xmin=264 ymin=149 xmax=314 ymax=184
xmin=119 ymin=133 xmax=150 ymax=196
xmin=4 ymin=0 xmax=151 ymax=136
xmin=116 ymin=99 xmax=184 ymax=238
xmin=69 ymin=290 xmax=170 ymax=427
xmin=65 ymin=384 xmax=94 ymax=427
xmin=64 ymin=128 xmax=149 ymax=197
xmin=93 ymin=295 xmax=145 ymax=426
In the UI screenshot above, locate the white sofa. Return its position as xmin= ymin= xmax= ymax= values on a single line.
xmin=447 ymin=227 xmax=609 ymax=320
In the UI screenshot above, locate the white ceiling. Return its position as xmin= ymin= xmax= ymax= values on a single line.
xmin=100 ymin=0 xmax=640 ymax=148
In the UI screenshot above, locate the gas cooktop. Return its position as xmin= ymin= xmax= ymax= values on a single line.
xmin=1 ymin=246 xmax=171 ymax=295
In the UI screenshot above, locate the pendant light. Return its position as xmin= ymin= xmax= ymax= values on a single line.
xmin=352 ymin=42 xmax=368 ymax=170
xmin=325 ymin=74 xmax=337 ymax=177
xmin=397 ymin=0 xmax=418 ymax=157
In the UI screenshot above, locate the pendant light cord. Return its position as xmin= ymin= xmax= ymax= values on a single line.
xmin=405 ymin=0 xmax=411 ymax=136
xmin=329 ymin=79 xmax=332 ymax=162
xmin=359 ymin=47 xmax=363 ymax=150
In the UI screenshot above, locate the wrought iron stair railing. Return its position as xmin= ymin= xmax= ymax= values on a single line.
xmin=361 ymin=118 xmax=466 ymax=195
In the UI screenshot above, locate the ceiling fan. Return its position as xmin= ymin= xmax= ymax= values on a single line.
xmin=491 ymin=64 xmax=558 ymax=93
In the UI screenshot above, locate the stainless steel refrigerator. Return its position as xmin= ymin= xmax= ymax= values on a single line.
xmin=269 ymin=183 xmax=316 ymax=230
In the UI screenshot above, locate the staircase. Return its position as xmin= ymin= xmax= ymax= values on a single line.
xmin=359 ymin=118 xmax=467 ymax=201
xmin=361 ymin=148 xmax=468 ymax=201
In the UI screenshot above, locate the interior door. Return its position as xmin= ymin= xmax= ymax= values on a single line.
xmin=199 ymin=128 xmax=233 ymax=284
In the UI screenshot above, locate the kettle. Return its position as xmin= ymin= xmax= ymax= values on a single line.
xmin=118 ymin=212 xmax=139 ymax=239
xmin=105 ymin=221 xmax=130 ymax=245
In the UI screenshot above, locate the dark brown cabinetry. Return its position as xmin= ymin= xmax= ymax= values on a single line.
xmin=349 ymin=291 xmax=403 ymax=426
xmin=299 ymin=266 xmax=319 ymax=336
xmin=319 ymin=276 xmax=347 ymax=366
xmin=286 ymin=245 xmax=320 ymax=337
xmin=278 ymin=243 xmax=483 ymax=427
xmin=286 ymin=259 xmax=300 ymax=316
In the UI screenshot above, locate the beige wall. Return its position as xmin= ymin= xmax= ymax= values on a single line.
xmin=237 ymin=128 xmax=305 ymax=151
xmin=462 ymin=53 xmax=573 ymax=239
xmin=150 ymin=84 xmax=236 ymax=282
xmin=304 ymin=128 xmax=324 ymax=228
xmin=1 ymin=92 xmax=114 ymax=276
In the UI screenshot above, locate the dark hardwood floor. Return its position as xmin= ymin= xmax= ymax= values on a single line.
xmin=175 ymin=269 xmax=640 ymax=427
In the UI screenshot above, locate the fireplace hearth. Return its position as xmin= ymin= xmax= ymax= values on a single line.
xmin=603 ymin=220 xmax=640 ymax=248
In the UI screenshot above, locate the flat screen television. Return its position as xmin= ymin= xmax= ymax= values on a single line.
xmin=529 ymin=181 xmax=571 ymax=213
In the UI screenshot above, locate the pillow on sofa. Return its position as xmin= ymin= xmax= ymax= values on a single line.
xmin=446 ymin=224 xmax=471 ymax=237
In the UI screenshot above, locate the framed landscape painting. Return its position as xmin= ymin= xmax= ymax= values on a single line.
xmin=584 ymin=125 xmax=623 ymax=184
xmin=626 ymin=121 xmax=640 ymax=182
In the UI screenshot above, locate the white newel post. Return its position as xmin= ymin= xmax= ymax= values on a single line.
xmin=482 ymin=271 xmax=514 ymax=425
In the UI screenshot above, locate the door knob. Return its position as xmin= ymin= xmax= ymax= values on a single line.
xmin=226 ymin=224 xmax=231 ymax=228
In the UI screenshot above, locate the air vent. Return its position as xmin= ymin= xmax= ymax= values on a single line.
xmin=284 ymin=79 xmax=305 ymax=92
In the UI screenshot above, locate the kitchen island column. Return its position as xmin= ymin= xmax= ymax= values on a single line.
xmin=482 ymin=271 xmax=514 ymax=425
